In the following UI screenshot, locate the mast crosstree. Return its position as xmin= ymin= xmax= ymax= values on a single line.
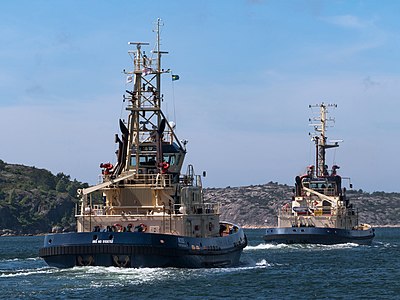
xmin=120 ymin=18 xmax=184 ymax=176
xmin=309 ymin=103 xmax=339 ymax=177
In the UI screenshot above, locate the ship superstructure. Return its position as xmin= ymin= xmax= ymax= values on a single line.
xmin=40 ymin=20 xmax=247 ymax=268
xmin=264 ymin=103 xmax=374 ymax=245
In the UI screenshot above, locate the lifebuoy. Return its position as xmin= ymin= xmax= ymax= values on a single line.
xmin=139 ymin=223 xmax=147 ymax=232
xmin=114 ymin=223 xmax=123 ymax=232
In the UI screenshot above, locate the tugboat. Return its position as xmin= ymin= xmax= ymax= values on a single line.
xmin=39 ymin=20 xmax=247 ymax=268
xmin=264 ymin=103 xmax=374 ymax=245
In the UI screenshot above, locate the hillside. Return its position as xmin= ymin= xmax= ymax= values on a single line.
xmin=204 ymin=182 xmax=400 ymax=227
xmin=0 ymin=160 xmax=86 ymax=235
xmin=0 ymin=160 xmax=399 ymax=235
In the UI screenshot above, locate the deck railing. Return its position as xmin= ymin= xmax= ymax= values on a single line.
xmin=121 ymin=173 xmax=173 ymax=188
xmin=76 ymin=202 xmax=220 ymax=217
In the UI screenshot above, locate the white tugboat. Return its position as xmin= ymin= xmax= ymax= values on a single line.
xmin=40 ymin=19 xmax=247 ymax=268
xmin=264 ymin=103 xmax=374 ymax=245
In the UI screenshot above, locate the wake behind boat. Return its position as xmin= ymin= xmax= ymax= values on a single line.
xmin=264 ymin=103 xmax=374 ymax=245
xmin=39 ymin=19 xmax=247 ymax=268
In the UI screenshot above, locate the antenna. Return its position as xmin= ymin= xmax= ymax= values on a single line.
xmin=123 ymin=20 xmax=184 ymax=175
xmin=152 ymin=18 xmax=169 ymax=72
xmin=308 ymin=102 xmax=339 ymax=177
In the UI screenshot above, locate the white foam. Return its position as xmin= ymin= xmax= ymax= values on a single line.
xmin=244 ymin=243 xmax=290 ymax=250
xmin=373 ymin=242 xmax=397 ymax=248
xmin=244 ymin=242 xmax=362 ymax=253
xmin=0 ymin=257 xmax=40 ymax=263
xmin=256 ymin=259 xmax=269 ymax=266
xmin=0 ymin=258 xmax=19 ymax=262
xmin=292 ymin=242 xmax=360 ymax=251
xmin=0 ymin=267 xmax=54 ymax=278
xmin=319 ymin=243 xmax=359 ymax=249
xmin=69 ymin=266 xmax=181 ymax=285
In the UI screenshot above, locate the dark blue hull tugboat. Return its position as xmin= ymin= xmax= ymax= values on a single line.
xmin=40 ymin=20 xmax=246 ymax=268
xmin=264 ymin=103 xmax=374 ymax=245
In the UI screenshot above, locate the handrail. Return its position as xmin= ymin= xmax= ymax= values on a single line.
xmin=77 ymin=202 xmax=220 ymax=217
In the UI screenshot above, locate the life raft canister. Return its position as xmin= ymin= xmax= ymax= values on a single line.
xmin=161 ymin=161 xmax=170 ymax=174
xmin=100 ymin=162 xmax=114 ymax=175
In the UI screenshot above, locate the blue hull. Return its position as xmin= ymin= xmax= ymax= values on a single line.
xmin=39 ymin=229 xmax=247 ymax=268
xmin=264 ymin=227 xmax=375 ymax=245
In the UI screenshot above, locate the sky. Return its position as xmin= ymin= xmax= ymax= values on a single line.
xmin=1 ymin=0 xmax=400 ymax=192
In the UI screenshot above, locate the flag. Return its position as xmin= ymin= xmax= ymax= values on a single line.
xmin=142 ymin=67 xmax=152 ymax=76
xmin=172 ymin=74 xmax=180 ymax=81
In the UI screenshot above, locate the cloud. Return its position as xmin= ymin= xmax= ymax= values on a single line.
xmin=320 ymin=15 xmax=370 ymax=29
xmin=182 ymin=71 xmax=400 ymax=191
xmin=2 ymin=63 xmax=400 ymax=192
xmin=300 ymin=15 xmax=388 ymax=65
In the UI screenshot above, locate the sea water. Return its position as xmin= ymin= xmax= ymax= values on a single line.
xmin=0 ymin=228 xmax=399 ymax=299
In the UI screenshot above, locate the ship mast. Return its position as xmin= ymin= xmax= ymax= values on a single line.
xmin=309 ymin=103 xmax=339 ymax=177
xmin=123 ymin=18 xmax=169 ymax=174
xmin=152 ymin=18 xmax=169 ymax=168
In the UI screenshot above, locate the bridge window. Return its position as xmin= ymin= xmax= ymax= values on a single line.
xmin=163 ymin=154 xmax=176 ymax=165
xmin=130 ymin=154 xmax=179 ymax=167
xmin=130 ymin=155 xmax=156 ymax=167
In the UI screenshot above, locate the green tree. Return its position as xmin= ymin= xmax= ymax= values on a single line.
xmin=0 ymin=159 xmax=5 ymax=171
xmin=56 ymin=180 xmax=67 ymax=192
